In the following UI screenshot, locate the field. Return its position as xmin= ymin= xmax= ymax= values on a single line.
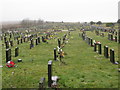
xmin=1 ymin=23 xmax=119 ymax=88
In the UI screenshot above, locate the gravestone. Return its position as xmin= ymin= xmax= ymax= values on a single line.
xmin=110 ymin=49 xmax=115 ymax=64
xmin=10 ymin=40 xmax=13 ymax=47
xmin=6 ymin=48 xmax=11 ymax=62
xmin=98 ymin=43 xmax=102 ymax=54
xmin=115 ymin=36 xmax=117 ymax=42
xmin=36 ymin=38 xmax=38 ymax=45
xmin=15 ymin=47 xmax=19 ymax=57
xmin=94 ymin=43 xmax=97 ymax=52
xmin=38 ymin=37 xmax=40 ymax=43
xmin=90 ymin=38 xmax=93 ymax=47
xmin=21 ymin=38 xmax=23 ymax=43
xmin=30 ymin=39 xmax=34 ymax=47
xmin=42 ymin=36 xmax=44 ymax=42
xmin=4 ymin=36 xmax=7 ymax=43
xmin=104 ymin=46 xmax=109 ymax=58
xmin=5 ymin=41 xmax=9 ymax=49
xmin=17 ymin=40 xmax=19 ymax=45
xmin=58 ymin=39 xmax=61 ymax=48
xmin=111 ymin=34 xmax=113 ymax=41
xmin=54 ymin=48 xmax=57 ymax=61
xmin=48 ymin=60 xmax=52 ymax=87
xmin=10 ymin=33 xmax=12 ymax=38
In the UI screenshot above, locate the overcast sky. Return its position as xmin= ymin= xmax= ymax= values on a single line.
xmin=0 ymin=0 xmax=119 ymax=22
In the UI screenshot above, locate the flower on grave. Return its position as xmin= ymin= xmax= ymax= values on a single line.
xmin=6 ymin=61 xmax=15 ymax=67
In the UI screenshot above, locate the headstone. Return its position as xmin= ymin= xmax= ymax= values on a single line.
xmin=42 ymin=36 xmax=44 ymax=42
xmin=6 ymin=48 xmax=11 ymax=62
xmin=54 ymin=48 xmax=57 ymax=61
xmin=30 ymin=39 xmax=34 ymax=48
xmin=98 ymin=43 xmax=102 ymax=54
xmin=104 ymin=46 xmax=109 ymax=58
xmin=5 ymin=41 xmax=9 ymax=49
xmin=90 ymin=38 xmax=93 ymax=47
xmin=58 ymin=39 xmax=61 ymax=48
xmin=17 ymin=40 xmax=19 ymax=45
xmin=21 ymin=38 xmax=23 ymax=43
xmin=38 ymin=37 xmax=40 ymax=43
xmin=10 ymin=33 xmax=12 ymax=38
xmin=4 ymin=36 xmax=7 ymax=43
xmin=111 ymin=34 xmax=113 ymax=41
xmin=36 ymin=38 xmax=38 ymax=45
xmin=110 ymin=49 xmax=115 ymax=64
xmin=10 ymin=40 xmax=13 ymax=47
xmin=48 ymin=60 xmax=52 ymax=87
xmin=15 ymin=47 xmax=19 ymax=57
xmin=115 ymin=36 xmax=117 ymax=42
xmin=94 ymin=43 xmax=97 ymax=52
xmin=115 ymin=32 xmax=117 ymax=35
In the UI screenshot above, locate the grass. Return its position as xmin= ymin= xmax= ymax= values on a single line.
xmin=2 ymin=29 xmax=118 ymax=88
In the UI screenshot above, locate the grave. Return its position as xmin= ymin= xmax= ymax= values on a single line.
xmin=38 ymin=37 xmax=40 ymax=43
xmin=10 ymin=40 xmax=13 ymax=47
xmin=30 ymin=39 xmax=34 ymax=48
xmin=4 ymin=36 xmax=7 ymax=43
xmin=98 ymin=43 xmax=102 ymax=54
xmin=90 ymin=38 xmax=93 ymax=47
xmin=17 ymin=40 xmax=19 ymax=45
xmin=104 ymin=46 xmax=109 ymax=58
xmin=48 ymin=60 xmax=52 ymax=87
xmin=94 ymin=42 xmax=102 ymax=54
xmin=110 ymin=49 xmax=116 ymax=64
xmin=36 ymin=38 xmax=38 ymax=45
xmin=58 ymin=39 xmax=61 ymax=48
xmin=115 ymin=36 xmax=117 ymax=42
xmin=21 ymin=38 xmax=23 ymax=43
xmin=6 ymin=48 xmax=11 ymax=62
xmin=54 ymin=48 xmax=57 ymax=61
xmin=5 ymin=41 xmax=9 ymax=49
xmin=15 ymin=47 xmax=19 ymax=57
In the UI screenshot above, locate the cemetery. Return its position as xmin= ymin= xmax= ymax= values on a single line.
xmin=0 ymin=21 xmax=119 ymax=88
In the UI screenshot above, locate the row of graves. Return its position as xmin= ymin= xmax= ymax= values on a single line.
xmin=2 ymin=30 xmax=56 ymax=64
xmin=80 ymin=31 xmax=119 ymax=66
xmin=39 ymin=32 xmax=70 ymax=88
xmin=94 ymin=30 xmax=118 ymax=43
xmin=90 ymin=26 xmax=119 ymax=43
xmin=2 ymin=29 xmax=70 ymax=88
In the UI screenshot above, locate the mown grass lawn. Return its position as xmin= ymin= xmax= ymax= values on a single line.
xmin=2 ymin=30 xmax=118 ymax=88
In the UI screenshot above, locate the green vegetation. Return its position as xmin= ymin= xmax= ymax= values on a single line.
xmin=2 ymin=28 xmax=118 ymax=88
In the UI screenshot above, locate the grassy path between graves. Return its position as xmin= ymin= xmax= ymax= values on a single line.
xmin=2 ymin=31 xmax=118 ymax=88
